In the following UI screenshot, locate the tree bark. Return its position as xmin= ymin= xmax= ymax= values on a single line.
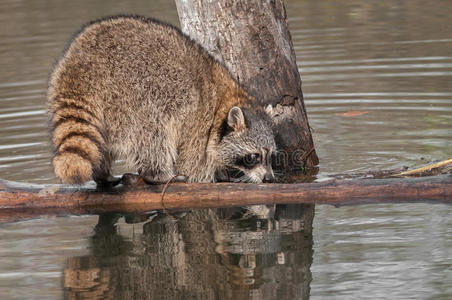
xmin=175 ymin=0 xmax=319 ymax=170
xmin=1 ymin=175 xmax=451 ymax=222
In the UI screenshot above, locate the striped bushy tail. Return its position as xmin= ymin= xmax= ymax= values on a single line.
xmin=49 ymin=97 xmax=106 ymax=184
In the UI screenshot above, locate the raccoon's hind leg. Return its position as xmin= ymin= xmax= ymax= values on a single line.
xmin=93 ymin=150 xmax=120 ymax=188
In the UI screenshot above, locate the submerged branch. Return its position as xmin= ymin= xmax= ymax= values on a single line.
xmin=393 ymin=158 xmax=452 ymax=177
xmin=0 ymin=174 xmax=451 ymax=223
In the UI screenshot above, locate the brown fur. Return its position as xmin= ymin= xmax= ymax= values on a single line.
xmin=48 ymin=16 xmax=275 ymax=184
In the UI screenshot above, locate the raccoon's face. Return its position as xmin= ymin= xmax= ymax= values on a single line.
xmin=217 ymin=106 xmax=276 ymax=183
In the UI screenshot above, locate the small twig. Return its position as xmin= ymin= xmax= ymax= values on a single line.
xmin=160 ymin=175 xmax=179 ymax=216
xmin=393 ymin=158 xmax=452 ymax=177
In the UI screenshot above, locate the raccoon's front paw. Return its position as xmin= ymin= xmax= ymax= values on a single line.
xmin=95 ymin=176 xmax=121 ymax=188
xmin=121 ymin=173 xmax=147 ymax=186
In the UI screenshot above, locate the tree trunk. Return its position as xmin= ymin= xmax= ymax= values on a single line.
xmin=174 ymin=0 xmax=317 ymax=253
xmin=175 ymin=0 xmax=319 ymax=170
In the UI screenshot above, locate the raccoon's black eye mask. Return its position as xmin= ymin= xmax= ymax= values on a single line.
xmin=235 ymin=153 xmax=261 ymax=169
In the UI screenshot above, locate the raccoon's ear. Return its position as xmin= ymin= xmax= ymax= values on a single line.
xmin=228 ymin=106 xmax=246 ymax=132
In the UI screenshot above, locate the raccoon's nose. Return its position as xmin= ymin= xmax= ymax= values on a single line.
xmin=262 ymin=173 xmax=275 ymax=183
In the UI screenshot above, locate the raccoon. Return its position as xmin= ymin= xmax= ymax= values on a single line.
xmin=48 ymin=15 xmax=276 ymax=185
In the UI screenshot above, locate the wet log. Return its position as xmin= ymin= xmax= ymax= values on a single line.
xmin=0 ymin=175 xmax=451 ymax=222
xmin=175 ymin=0 xmax=318 ymax=169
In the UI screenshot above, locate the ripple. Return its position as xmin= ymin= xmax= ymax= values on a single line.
xmin=301 ymin=63 xmax=452 ymax=73
xmin=301 ymin=56 xmax=452 ymax=66
xmin=0 ymin=94 xmax=43 ymax=102
xmin=0 ymin=153 xmax=47 ymax=163
xmin=0 ymin=272 xmax=61 ymax=279
xmin=307 ymin=92 xmax=452 ymax=97
xmin=0 ymin=80 xmax=45 ymax=88
xmin=0 ymin=142 xmax=44 ymax=150
xmin=303 ymin=71 xmax=452 ymax=82
xmin=0 ymin=110 xmax=47 ymax=120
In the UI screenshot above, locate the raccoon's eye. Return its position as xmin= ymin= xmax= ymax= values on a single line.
xmin=236 ymin=153 xmax=261 ymax=168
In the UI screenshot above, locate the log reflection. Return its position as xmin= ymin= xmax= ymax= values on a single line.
xmin=63 ymin=205 xmax=314 ymax=299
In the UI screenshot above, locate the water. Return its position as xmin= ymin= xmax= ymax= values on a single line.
xmin=0 ymin=0 xmax=451 ymax=299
